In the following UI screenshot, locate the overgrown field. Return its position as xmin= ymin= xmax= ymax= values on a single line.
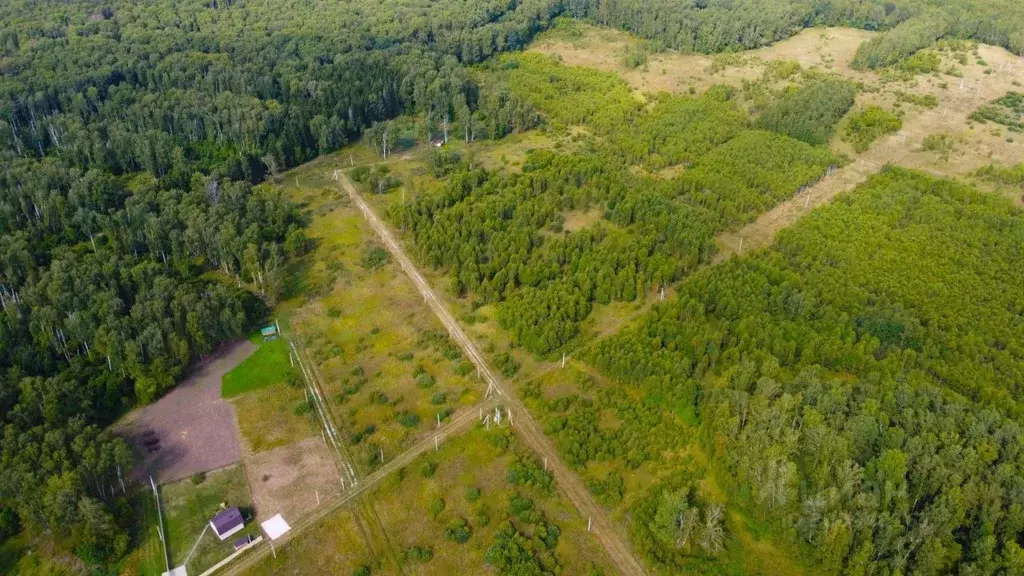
xmin=247 ymin=425 xmax=620 ymax=576
xmin=282 ymin=168 xmax=484 ymax=476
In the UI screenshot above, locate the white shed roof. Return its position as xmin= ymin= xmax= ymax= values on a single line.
xmin=260 ymin=514 xmax=291 ymax=540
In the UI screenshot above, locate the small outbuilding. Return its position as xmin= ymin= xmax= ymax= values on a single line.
xmin=210 ymin=507 xmax=244 ymax=541
xmin=260 ymin=324 xmax=279 ymax=341
xmin=233 ymin=535 xmax=253 ymax=551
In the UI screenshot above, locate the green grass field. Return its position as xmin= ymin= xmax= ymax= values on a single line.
xmin=231 ymin=383 xmax=317 ymax=453
xmin=221 ymin=338 xmax=297 ymax=398
xmin=162 ymin=465 xmax=256 ymax=574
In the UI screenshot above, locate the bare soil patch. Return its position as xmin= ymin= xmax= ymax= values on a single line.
xmin=562 ymin=208 xmax=603 ymax=232
xmin=118 ymin=340 xmax=255 ymax=484
xmin=243 ymin=436 xmax=339 ymax=524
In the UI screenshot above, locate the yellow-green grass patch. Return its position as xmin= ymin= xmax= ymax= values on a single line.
xmin=244 ymin=507 xmax=384 ymax=576
xmin=369 ymin=426 xmax=618 ymax=575
xmin=231 ymin=383 xmax=317 ymax=453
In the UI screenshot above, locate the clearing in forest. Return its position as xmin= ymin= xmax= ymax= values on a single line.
xmin=532 ymin=20 xmax=1024 ymax=256
xmin=117 ymin=341 xmax=254 ymax=484
xmin=244 ymin=424 xmax=621 ymax=576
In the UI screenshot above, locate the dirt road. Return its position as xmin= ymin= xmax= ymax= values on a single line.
xmin=218 ymin=398 xmax=494 ymax=575
xmin=339 ymin=172 xmax=650 ymax=576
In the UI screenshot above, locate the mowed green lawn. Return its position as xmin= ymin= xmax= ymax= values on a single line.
xmin=163 ymin=465 xmax=256 ymax=574
xmin=221 ymin=337 xmax=296 ymax=398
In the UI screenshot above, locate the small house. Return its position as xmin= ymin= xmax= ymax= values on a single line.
xmin=210 ymin=507 xmax=244 ymax=541
xmin=260 ymin=324 xmax=279 ymax=342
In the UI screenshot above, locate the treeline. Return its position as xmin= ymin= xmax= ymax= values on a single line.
xmin=0 ymin=0 xmax=565 ymax=566
xmin=564 ymin=0 xmax=1024 ymax=56
xmin=851 ymin=11 xmax=951 ymax=69
xmin=590 ymin=168 xmax=1024 ymax=572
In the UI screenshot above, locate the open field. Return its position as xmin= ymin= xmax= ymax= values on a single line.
xmin=242 ymin=423 xmax=621 ymax=576
xmin=369 ymin=425 xmax=619 ymax=576
xmin=267 ymin=163 xmax=484 ymax=477
xmin=244 ymin=506 xmax=380 ymax=576
xmin=532 ymin=25 xmax=877 ymax=94
xmin=243 ymin=437 xmax=338 ymax=524
xmin=231 ymin=383 xmax=317 ymax=454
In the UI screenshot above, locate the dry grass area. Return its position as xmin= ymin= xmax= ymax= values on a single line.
xmin=561 ymin=207 xmax=604 ymax=232
xmin=531 ymin=25 xmax=876 ymax=95
xmin=243 ymin=437 xmax=339 ymax=524
xmin=245 ymin=506 xmax=381 ymax=576
xmin=231 ymin=383 xmax=316 ymax=454
xmin=717 ymin=42 xmax=1024 ymax=257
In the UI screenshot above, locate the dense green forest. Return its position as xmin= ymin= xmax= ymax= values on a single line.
xmin=843 ymin=106 xmax=903 ymax=152
xmin=585 ymin=169 xmax=1024 ymax=573
xmin=0 ymin=0 xmax=562 ymax=566
xmin=754 ymin=79 xmax=856 ymax=145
